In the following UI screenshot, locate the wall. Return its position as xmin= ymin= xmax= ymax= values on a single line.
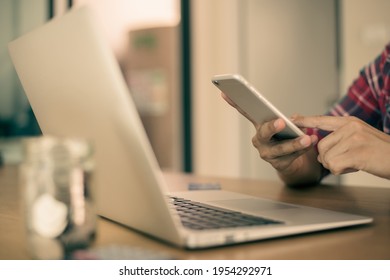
xmin=191 ymin=0 xmax=244 ymax=178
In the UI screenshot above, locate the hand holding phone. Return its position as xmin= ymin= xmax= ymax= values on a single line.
xmin=211 ymin=74 xmax=304 ymax=139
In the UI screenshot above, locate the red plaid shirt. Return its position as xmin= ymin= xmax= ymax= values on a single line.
xmin=309 ymin=42 xmax=390 ymax=140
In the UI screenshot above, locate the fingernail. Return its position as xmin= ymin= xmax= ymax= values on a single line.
xmin=274 ymin=119 xmax=281 ymax=128
xmin=299 ymin=136 xmax=310 ymax=147
xmin=311 ymin=135 xmax=318 ymax=145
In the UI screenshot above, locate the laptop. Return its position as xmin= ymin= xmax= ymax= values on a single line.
xmin=8 ymin=6 xmax=372 ymax=249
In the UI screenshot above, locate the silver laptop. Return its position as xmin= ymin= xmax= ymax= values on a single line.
xmin=8 ymin=6 xmax=372 ymax=249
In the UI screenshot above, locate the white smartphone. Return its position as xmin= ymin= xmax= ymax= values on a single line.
xmin=211 ymin=74 xmax=304 ymax=139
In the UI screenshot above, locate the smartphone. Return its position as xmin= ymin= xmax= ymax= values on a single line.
xmin=211 ymin=74 xmax=304 ymax=139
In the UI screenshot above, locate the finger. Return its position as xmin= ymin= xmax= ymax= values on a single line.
xmin=268 ymin=145 xmax=313 ymax=171
xmin=317 ymin=138 xmax=339 ymax=168
xmin=317 ymin=125 xmax=358 ymax=167
xmin=259 ymin=134 xmax=316 ymax=160
xmin=320 ymin=156 xmax=359 ymax=174
xmin=318 ymin=151 xmax=360 ymax=175
xmin=317 ymin=132 xmax=362 ymax=174
xmin=293 ymin=115 xmax=350 ymax=132
xmin=256 ymin=118 xmax=286 ymax=142
xmin=316 ymin=131 xmax=340 ymax=160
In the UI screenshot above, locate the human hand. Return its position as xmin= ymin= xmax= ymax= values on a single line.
xmin=221 ymin=92 xmax=321 ymax=185
xmin=293 ymin=115 xmax=390 ymax=179
xmin=250 ymin=117 xmax=318 ymax=175
xmin=221 ymin=92 xmax=317 ymax=171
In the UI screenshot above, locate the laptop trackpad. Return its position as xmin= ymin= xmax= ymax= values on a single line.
xmin=211 ymin=198 xmax=297 ymax=215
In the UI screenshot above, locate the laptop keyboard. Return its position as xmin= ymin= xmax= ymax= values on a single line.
xmin=169 ymin=196 xmax=283 ymax=230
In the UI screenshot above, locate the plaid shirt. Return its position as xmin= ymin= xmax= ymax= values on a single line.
xmin=309 ymin=42 xmax=390 ymax=140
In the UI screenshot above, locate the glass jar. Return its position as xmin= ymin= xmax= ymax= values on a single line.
xmin=21 ymin=136 xmax=96 ymax=259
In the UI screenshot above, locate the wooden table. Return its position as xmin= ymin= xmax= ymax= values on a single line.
xmin=1 ymin=164 xmax=389 ymax=260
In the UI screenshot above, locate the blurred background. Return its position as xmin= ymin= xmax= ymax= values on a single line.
xmin=0 ymin=0 xmax=389 ymax=187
